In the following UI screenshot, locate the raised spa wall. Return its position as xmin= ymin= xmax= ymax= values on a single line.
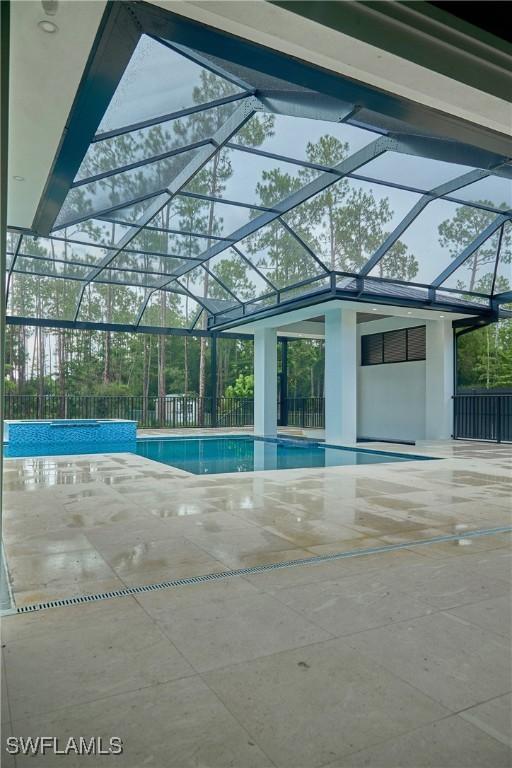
xmin=4 ymin=419 xmax=137 ymax=447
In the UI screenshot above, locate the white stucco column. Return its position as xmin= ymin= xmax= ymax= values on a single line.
xmin=324 ymin=307 xmax=357 ymax=445
xmin=253 ymin=440 xmax=278 ymax=471
xmin=425 ymin=318 xmax=454 ymax=440
xmin=253 ymin=327 xmax=277 ymax=437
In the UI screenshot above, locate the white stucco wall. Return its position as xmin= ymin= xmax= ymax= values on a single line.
xmin=357 ymin=317 xmax=426 ymax=441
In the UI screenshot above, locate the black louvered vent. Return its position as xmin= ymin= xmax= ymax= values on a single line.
xmin=361 ymin=326 xmax=426 ymax=366
xmin=362 ymin=333 xmax=383 ymax=365
xmin=383 ymin=329 xmax=407 ymax=363
xmin=406 ymin=326 xmax=426 ymax=360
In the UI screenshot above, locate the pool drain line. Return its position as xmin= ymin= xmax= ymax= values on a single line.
xmin=13 ymin=525 xmax=512 ymax=614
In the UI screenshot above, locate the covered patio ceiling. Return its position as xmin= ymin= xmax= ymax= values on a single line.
xmin=6 ymin=1 xmax=512 ymax=334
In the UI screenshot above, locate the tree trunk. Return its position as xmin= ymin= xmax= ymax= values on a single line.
xmin=103 ymin=287 xmax=112 ymax=385
xmin=103 ymin=223 xmax=116 ymax=385
xmin=218 ymin=341 xmax=225 ymax=399
xmin=469 ymin=254 xmax=478 ymax=293
xmin=184 ymin=337 xmax=189 ymax=393
xmin=37 ymin=326 xmax=45 ymax=416
xmin=158 ymin=208 xmax=170 ymax=402
xmin=329 ymin=201 xmax=336 ymax=271
xmin=19 ymin=325 xmax=26 ymax=393
xmin=198 ymin=332 xmax=207 ymax=426
xmin=57 ymin=330 xmax=66 ymax=415
xmin=158 ymin=292 xmax=166 ymax=399
xmin=198 ymin=153 xmax=219 ymax=425
xmin=142 ymin=335 xmax=151 ymax=426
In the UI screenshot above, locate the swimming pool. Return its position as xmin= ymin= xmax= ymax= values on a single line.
xmin=4 ymin=435 xmax=432 ymax=474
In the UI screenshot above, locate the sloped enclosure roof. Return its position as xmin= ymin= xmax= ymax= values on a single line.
xmin=6 ymin=2 xmax=512 ymax=332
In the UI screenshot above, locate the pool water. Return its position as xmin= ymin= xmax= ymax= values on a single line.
xmin=4 ymin=436 xmax=431 ymax=473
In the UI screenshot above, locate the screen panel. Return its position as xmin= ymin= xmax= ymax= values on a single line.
xmin=97 ymin=34 xmax=244 ymax=135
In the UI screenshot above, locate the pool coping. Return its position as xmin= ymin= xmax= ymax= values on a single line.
xmin=134 ymin=433 xmax=438 ymax=463
xmin=3 ymin=434 xmax=437 ymax=468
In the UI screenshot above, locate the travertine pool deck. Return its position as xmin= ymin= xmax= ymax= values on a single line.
xmin=1 ymin=434 xmax=511 ymax=766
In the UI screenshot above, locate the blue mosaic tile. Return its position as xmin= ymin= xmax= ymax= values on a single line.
xmin=5 ymin=419 xmax=137 ymax=447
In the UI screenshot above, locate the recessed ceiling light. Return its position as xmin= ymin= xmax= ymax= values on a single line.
xmin=439 ymin=314 xmax=445 ymax=318
xmin=41 ymin=0 xmax=59 ymax=15
xmin=38 ymin=19 xmax=58 ymax=33
xmin=13 ymin=175 xmax=24 ymax=181
xmin=407 ymin=311 xmax=412 ymax=314
xmin=372 ymin=307 xmax=377 ymax=311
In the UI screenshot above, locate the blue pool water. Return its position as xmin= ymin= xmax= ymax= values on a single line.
xmin=4 ymin=436 xmax=432 ymax=474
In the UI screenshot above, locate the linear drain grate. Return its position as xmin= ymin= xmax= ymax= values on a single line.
xmin=14 ymin=525 xmax=512 ymax=614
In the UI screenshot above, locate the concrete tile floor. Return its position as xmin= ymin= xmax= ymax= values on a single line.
xmin=0 ymin=433 xmax=511 ymax=766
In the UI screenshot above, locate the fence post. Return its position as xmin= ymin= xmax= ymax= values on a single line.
xmin=497 ymin=396 xmax=502 ymax=444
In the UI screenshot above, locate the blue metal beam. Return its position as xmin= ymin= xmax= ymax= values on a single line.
xmin=151 ymin=136 xmax=392 ymax=295
xmin=209 ymin=271 xmax=493 ymax=328
xmin=256 ymin=93 xmax=357 ymax=124
xmin=278 ymin=217 xmax=330 ymax=274
xmin=171 ymin=278 xmax=214 ymax=313
xmin=12 ymin=250 xmax=198 ymax=281
xmin=32 ymin=3 xmax=142 ymax=235
xmin=9 ymin=266 xmax=192 ymax=293
xmin=135 ymin=1 xmax=512 ymax=158
xmin=208 ymin=285 xmax=494 ymax=333
xmin=72 ymin=98 xmax=258 ymax=321
xmin=54 ymin=190 xmax=168 ymax=231
xmin=179 ymin=190 xmax=277 ymax=213
xmin=4 ymin=314 xmax=311 ymax=340
xmin=384 ymin=134 xmax=510 ymax=170
xmin=490 ymin=225 xmax=505 ymax=296
xmin=72 ymin=139 xmax=213 ymax=188
xmin=151 ymin=35 xmax=255 ymax=93
xmin=92 ymin=91 xmax=251 ymax=143
xmin=359 ymin=168 xmax=502 ymax=277
xmin=201 ymin=264 xmax=244 ymax=305
xmin=432 ymin=214 xmax=510 ymax=288
xmin=232 ymin=244 xmax=278 ymax=292
xmin=493 ymin=290 xmax=512 ymax=304
xmin=15 ymin=0 xmax=512 ymax=337
xmin=332 ymin=270 xmax=491 ymax=300
xmin=227 ymin=140 xmax=511 ymax=197
xmin=5 ymin=233 xmax=23 ymax=304
xmin=347 ymin=171 xmax=510 ymax=214
xmin=4 ymin=314 xmax=249 ymax=339
xmin=94 ymin=217 xmax=234 ymax=242
xmin=189 ymin=307 xmax=204 ymax=330
xmin=224 ymin=141 xmax=350 ymax=176
xmin=153 ymin=135 xmax=511 ymax=299
xmin=19 ymin=234 xmax=207 ymax=264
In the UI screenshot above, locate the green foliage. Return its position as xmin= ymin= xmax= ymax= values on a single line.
xmin=287 ymin=340 xmax=324 ymax=397
xmin=91 ymin=381 xmax=132 ymax=397
xmin=438 ymin=202 xmax=511 ymax=294
xmin=437 ymin=201 xmax=511 ymax=392
xmin=458 ymin=319 xmax=512 ymax=391
xmin=5 ymin=66 xmax=510 ymax=400
xmin=247 ymin=134 xmax=418 ymax=281
xmin=225 ymin=373 xmax=254 ymax=398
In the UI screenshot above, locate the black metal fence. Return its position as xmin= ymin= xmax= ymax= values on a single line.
xmin=453 ymin=394 xmax=512 ymax=443
xmin=3 ymin=395 xmax=325 ymax=430
xmin=7 ymin=394 xmax=512 ymax=441
xmin=283 ymin=397 xmax=325 ymax=429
